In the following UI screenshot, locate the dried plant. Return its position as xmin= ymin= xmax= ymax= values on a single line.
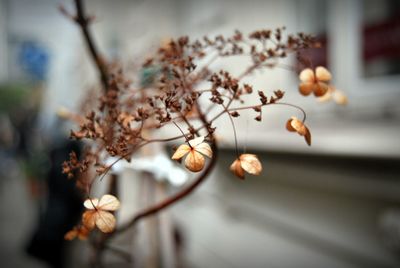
xmin=60 ymin=0 xmax=346 ymax=266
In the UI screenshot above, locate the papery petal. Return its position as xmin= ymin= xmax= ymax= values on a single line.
xmin=84 ymin=198 xmax=99 ymax=210
xmin=313 ymin=82 xmax=329 ymax=97
xmin=98 ymin=194 xmax=120 ymax=211
xmin=299 ymin=68 xmax=315 ymax=82
xmin=95 ymin=211 xmax=116 ymax=233
xmin=286 ymin=119 xmax=296 ymax=132
xmin=230 ymin=159 xmax=245 ymax=179
xmin=184 ymin=151 xmax=205 ymax=172
xmin=82 ymin=210 xmax=97 ymax=230
xmin=188 ymin=136 xmax=205 ymax=147
xmin=315 ymin=66 xmax=332 ymax=81
xmin=333 ymin=90 xmax=348 ymax=105
xmin=290 ymin=117 xmax=307 ymax=136
xmin=171 ymin=144 xmax=190 ymax=160
xmin=240 ymin=154 xmax=262 ymax=175
xmin=299 ymin=82 xmax=314 ymax=96
xmin=240 ymin=155 xmax=262 ymax=175
xmin=195 ymin=142 xmax=213 ymax=158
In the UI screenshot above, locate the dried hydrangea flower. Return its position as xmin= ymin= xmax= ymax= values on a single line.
xmin=286 ymin=116 xmax=311 ymax=146
xmin=230 ymin=154 xmax=262 ymax=180
xmin=172 ymin=136 xmax=213 ymax=172
xmin=299 ymin=66 xmax=332 ymax=97
xmin=82 ymin=194 xmax=120 ymax=233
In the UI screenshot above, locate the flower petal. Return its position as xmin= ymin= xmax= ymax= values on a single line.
xmin=333 ymin=90 xmax=348 ymax=105
xmin=98 ymin=194 xmax=120 ymax=211
xmin=290 ymin=117 xmax=307 ymax=136
xmin=188 ymin=136 xmax=205 ymax=147
xmin=82 ymin=210 xmax=97 ymax=230
xmin=230 ymin=159 xmax=245 ymax=179
xmin=313 ymin=82 xmax=329 ymax=97
xmin=239 ymin=154 xmax=262 ymax=175
xmin=299 ymin=82 xmax=314 ymax=96
xmin=95 ymin=211 xmax=116 ymax=233
xmin=171 ymin=144 xmax=190 ymax=160
xmin=315 ymin=66 xmax=332 ymax=81
xmin=286 ymin=119 xmax=296 ymax=132
xmin=84 ymin=198 xmax=99 ymax=210
xmin=195 ymin=142 xmax=213 ymax=158
xmin=184 ymin=151 xmax=205 ymax=172
xmin=299 ymin=68 xmax=315 ymax=82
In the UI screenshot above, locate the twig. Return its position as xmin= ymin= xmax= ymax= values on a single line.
xmin=74 ymin=0 xmax=109 ymax=91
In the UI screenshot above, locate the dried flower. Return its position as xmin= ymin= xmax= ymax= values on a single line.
xmin=172 ymin=136 xmax=212 ymax=172
xmin=82 ymin=194 xmax=120 ymax=233
xmin=318 ymin=87 xmax=348 ymax=105
xmin=64 ymin=225 xmax=90 ymax=240
xmin=286 ymin=116 xmax=311 ymax=146
xmin=299 ymin=66 xmax=331 ymax=97
xmin=230 ymin=154 xmax=262 ymax=180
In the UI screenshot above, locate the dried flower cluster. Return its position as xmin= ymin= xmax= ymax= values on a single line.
xmin=60 ymin=4 xmax=346 ymax=262
xmin=62 ymin=27 xmax=346 ymax=241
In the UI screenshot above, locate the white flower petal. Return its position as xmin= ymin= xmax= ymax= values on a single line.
xmin=315 ymin=66 xmax=332 ymax=81
xmin=84 ymin=198 xmax=99 ymax=210
xmin=240 ymin=154 xmax=262 ymax=175
xmin=188 ymin=136 xmax=204 ymax=147
xmin=98 ymin=194 xmax=120 ymax=211
xmin=195 ymin=142 xmax=212 ymax=158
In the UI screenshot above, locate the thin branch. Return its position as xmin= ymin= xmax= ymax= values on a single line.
xmin=74 ymin=0 xmax=109 ymax=91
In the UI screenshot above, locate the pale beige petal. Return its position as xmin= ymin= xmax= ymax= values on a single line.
xmin=171 ymin=144 xmax=190 ymax=160
xmin=95 ymin=211 xmax=116 ymax=233
xmin=188 ymin=136 xmax=204 ymax=147
xmin=315 ymin=66 xmax=332 ymax=81
xmin=184 ymin=151 xmax=205 ymax=172
xmin=84 ymin=198 xmax=99 ymax=210
xmin=82 ymin=210 xmax=97 ymax=230
xmin=230 ymin=159 xmax=245 ymax=179
xmin=240 ymin=154 xmax=262 ymax=175
xmin=98 ymin=194 xmax=120 ymax=211
xmin=290 ymin=117 xmax=307 ymax=136
xmin=333 ymin=90 xmax=348 ymax=105
xmin=195 ymin=142 xmax=213 ymax=158
xmin=299 ymin=68 xmax=315 ymax=82
xmin=299 ymin=82 xmax=314 ymax=96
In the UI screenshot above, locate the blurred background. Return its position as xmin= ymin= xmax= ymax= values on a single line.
xmin=1 ymin=0 xmax=400 ymax=267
